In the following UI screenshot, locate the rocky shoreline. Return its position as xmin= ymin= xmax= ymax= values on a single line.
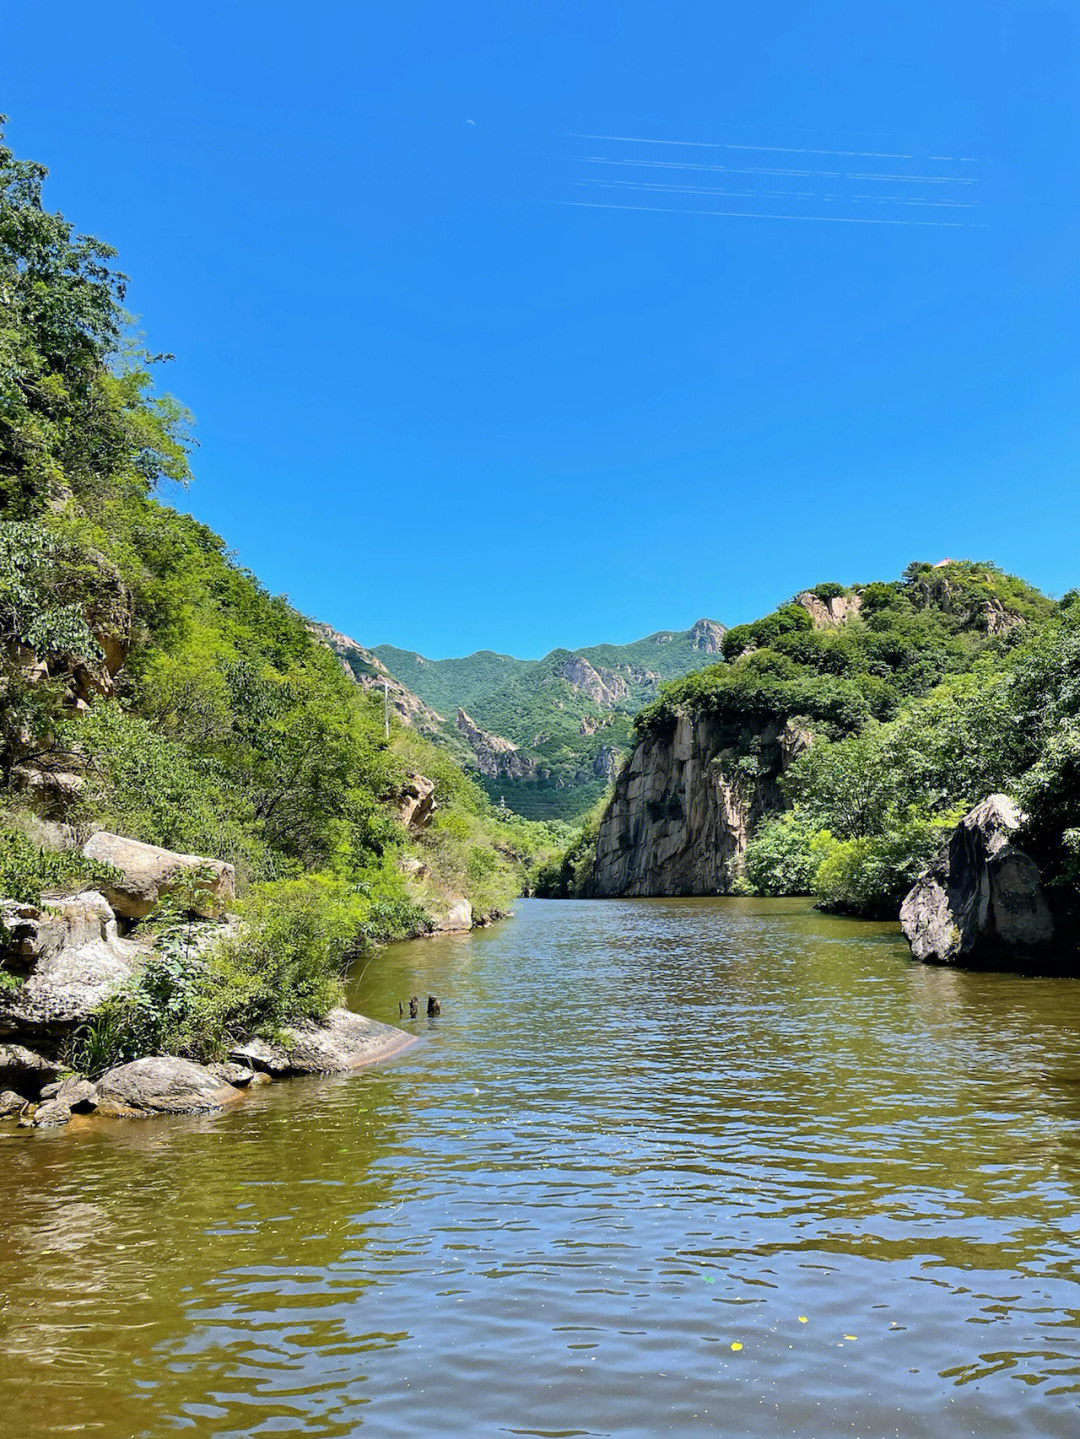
xmin=0 ymin=1010 xmax=416 ymax=1130
xmin=0 ymin=829 xmax=419 ymax=1132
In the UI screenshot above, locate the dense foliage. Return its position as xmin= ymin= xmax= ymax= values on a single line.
xmin=0 ymin=126 xmax=551 ymax=1058
xmin=733 ymin=582 xmax=1078 ymax=918
xmin=638 ymin=563 xmax=1052 ymax=744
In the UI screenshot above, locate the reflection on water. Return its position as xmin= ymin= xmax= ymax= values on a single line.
xmin=2 ymin=898 xmax=1080 ymax=1437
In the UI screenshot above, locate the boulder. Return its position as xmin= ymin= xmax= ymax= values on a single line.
xmin=95 ymin=1057 xmax=245 ymax=1117
xmin=0 ymin=1043 xmax=59 ymax=1097
xmin=229 ymin=1007 xmax=414 ymax=1076
xmin=55 ymin=1076 xmax=98 ymax=1112
xmin=0 ymin=1089 xmax=27 ymax=1118
xmin=31 ymin=1098 xmax=73 ymax=1128
xmin=428 ymin=895 xmax=473 ymax=934
xmin=900 ymin=795 xmax=1055 ymax=967
xmin=397 ymin=774 xmax=437 ymax=832
xmin=81 ymin=832 xmax=236 ymax=920
xmin=0 ymin=892 xmax=145 ymax=1045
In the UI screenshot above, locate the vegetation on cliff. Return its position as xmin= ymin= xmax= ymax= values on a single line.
xmin=0 ymin=126 xmax=551 ymax=1064
xmin=548 ymin=561 xmax=1078 ymax=927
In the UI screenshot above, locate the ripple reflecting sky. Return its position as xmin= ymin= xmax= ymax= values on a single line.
xmin=3 ymin=898 xmax=1080 ymax=1437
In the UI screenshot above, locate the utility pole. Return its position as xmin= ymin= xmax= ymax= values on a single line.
xmin=383 ymin=677 xmax=390 ymax=741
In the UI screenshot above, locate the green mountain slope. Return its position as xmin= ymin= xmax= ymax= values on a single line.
xmin=371 ymin=619 xmax=726 ymax=819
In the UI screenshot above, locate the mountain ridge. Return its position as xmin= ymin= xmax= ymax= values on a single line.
xmin=319 ymin=620 xmax=725 ymax=820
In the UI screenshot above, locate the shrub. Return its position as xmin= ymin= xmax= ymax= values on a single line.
xmin=0 ymin=822 xmax=119 ymax=907
xmin=742 ymin=814 xmax=829 ymax=896
xmin=811 ymin=817 xmax=944 ymax=918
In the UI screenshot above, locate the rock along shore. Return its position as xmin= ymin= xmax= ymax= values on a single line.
xmin=0 ymin=830 xmax=417 ymax=1131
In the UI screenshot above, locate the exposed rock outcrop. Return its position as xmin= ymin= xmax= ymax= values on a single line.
xmin=588 ymin=715 xmax=808 ymax=896
xmin=455 ymin=709 xmax=539 ymax=780
xmin=397 ymin=773 xmax=436 ymax=832
xmin=795 ymin=590 xmax=864 ymax=629
xmin=0 ymin=891 xmax=146 ymax=1046
xmin=95 ymin=1057 xmax=246 ymax=1117
xmin=592 ymin=744 xmax=620 ymax=782
xmin=690 ymin=618 xmax=726 ymax=653
xmin=81 ymin=832 xmax=236 ymax=920
xmin=900 ymin=795 xmax=1055 ymax=967
xmin=229 ymin=1007 xmax=415 ymax=1076
xmin=557 ymin=655 xmax=628 ymax=709
xmin=310 ymin=622 xmax=445 ymax=733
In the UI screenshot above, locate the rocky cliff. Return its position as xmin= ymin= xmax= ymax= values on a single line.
xmin=455 ymin=708 xmax=540 ymax=780
xmin=310 ymin=622 xmax=444 ymax=733
xmin=587 ymin=713 xmax=810 ymax=896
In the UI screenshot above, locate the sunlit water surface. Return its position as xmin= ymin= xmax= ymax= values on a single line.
xmin=3 ymin=898 xmax=1080 ymax=1438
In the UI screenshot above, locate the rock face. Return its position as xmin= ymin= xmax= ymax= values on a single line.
xmin=397 ymin=773 xmax=437 ymax=832
xmin=588 ymin=715 xmax=809 ymax=896
xmin=455 ymin=709 xmax=538 ymax=780
xmin=795 ymin=590 xmax=864 ymax=629
xmin=0 ymin=891 xmax=146 ymax=1045
xmin=95 ymin=1057 xmax=245 ymax=1117
xmin=310 ymin=622 xmax=445 ymax=733
xmin=556 ymin=655 xmax=628 ymax=709
xmin=229 ymin=1007 xmax=415 ymax=1076
xmin=900 ymin=795 xmax=1055 ymax=967
xmin=592 ymin=744 xmax=620 ymax=782
xmin=81 ymin=832 xmax=236 ymax=920
xmin=690 ymin=618 xmax=726 ymax=653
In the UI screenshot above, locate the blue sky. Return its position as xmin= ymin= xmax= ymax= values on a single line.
xmin=4 ymin=2 xmax=1078 ymax=657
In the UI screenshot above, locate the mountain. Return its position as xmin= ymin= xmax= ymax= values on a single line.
xmin=369 ymin=620 xmax=726 ymax=819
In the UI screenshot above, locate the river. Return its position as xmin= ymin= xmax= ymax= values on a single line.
xmin=3 ymin=898 xmax=1080 ymax=1437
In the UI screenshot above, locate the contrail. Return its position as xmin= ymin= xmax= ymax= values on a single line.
xmin=568 ymin=132 xmax=980 ymax=163
xmin=578 ymin=155 xmax=977 ymax=184
xmin=556 ymin=199 xmax=971 ymax=228
xmin=578 ymin=178 xmax=980 ymax=209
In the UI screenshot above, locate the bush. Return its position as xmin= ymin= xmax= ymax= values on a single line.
xmin=742 ymin=814 xmax=829 ymax=896
xmin=811 ymin=817 xmax=944 ymax=918
xmin=0 ymin=821 xmax=119 ymax=907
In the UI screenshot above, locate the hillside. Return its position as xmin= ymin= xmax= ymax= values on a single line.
xmin=0 ymin=127 xmax=559 ymax=1074
xmin=371 ymin=618 xmax=726 ymax=819
xmin=538 ymin=561 xmax=1078 ymax=932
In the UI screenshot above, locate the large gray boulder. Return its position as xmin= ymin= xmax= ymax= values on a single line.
xmin=95 ymin=1057 xmax=246 ymax=1117
xmin=81 ymin=832 xmax=235 ymax=920
xmin=900 ymin=795 xmax=1055 ymax=967
xmin=0 ymin=891 xmax=145 ymax=1045
xmin=0 ymin=1043 xmax=59 ymax=1097
xmin=230 ymin=1007 xmax=414 ymax=1076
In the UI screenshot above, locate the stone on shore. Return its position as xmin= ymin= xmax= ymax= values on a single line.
xmin=95 ymin=1057 xmax=246 ymax=1117
xmin=81 ymin=831 xmax=236 ymax=920
xmin=0 ymin=1088 xmax=27 ymax=1117
xmin=31 ymin=1098 xmax=74 ymax=1128
xmin=900 ymin=794 xmax=1055 ymax=967
xmin=207 ymin=1061 xmax=256 ymax=1088
xmin=0 ymin=1043 xmax=60 ymax=1097
xmin=229 ymin=1007 xmax=414 ymax=1076
xmin=429 ymin=895 xmax=473 ymax=933
xmin=0 ymin=892 xmax=145 ymax=1045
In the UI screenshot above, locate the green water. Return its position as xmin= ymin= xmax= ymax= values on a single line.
xmin=3 ymin=898 xmax=1080 ymax=1437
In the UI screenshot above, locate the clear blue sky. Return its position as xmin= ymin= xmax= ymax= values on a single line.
xmin=4 ymin=2 xmax=1078 ymax=657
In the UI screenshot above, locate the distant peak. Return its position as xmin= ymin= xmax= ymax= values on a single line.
xmin=690 ymin=618 xmax=726 ymax=653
